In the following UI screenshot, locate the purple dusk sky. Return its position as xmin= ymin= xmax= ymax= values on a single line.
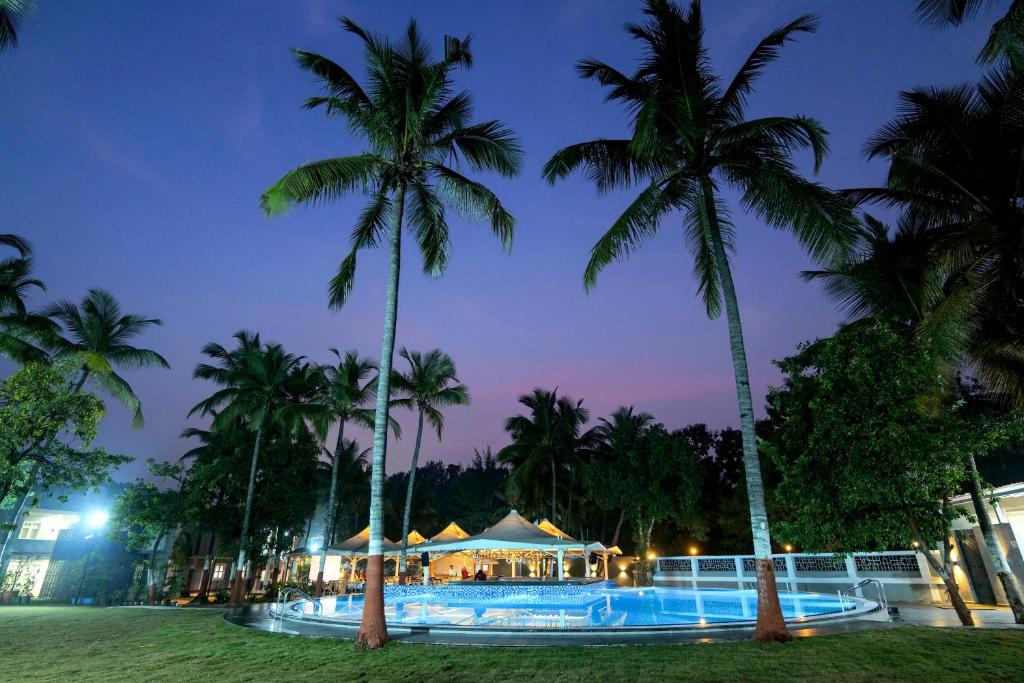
xmin=0 ymin=1 xmax=991 ymax=481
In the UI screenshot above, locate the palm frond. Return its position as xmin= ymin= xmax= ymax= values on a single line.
xmin=583 ymin=172 xmax=692 ymax=291
xmin=717 ymin=14 xmax=818 ymax=121
xmin=261 ymin=155 xmax=383 ymax=216
xmin=431 ymin=164 xmax=514 ymax=250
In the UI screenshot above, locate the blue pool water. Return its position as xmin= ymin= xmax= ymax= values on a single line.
xmin=285 ymin=583 xmax=860 ymax=630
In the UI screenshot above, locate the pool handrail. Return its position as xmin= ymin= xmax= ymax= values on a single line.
xmin=277 ymin=587 xmax=322 ymax=616
xmin=840 ymin=578 xmax=888 ymax=617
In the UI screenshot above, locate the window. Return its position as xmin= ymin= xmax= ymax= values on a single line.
xmin=18 ymin=522 xmax=41 ymax=540
xmin=16 ymin=513 xmax=79 ymax=541
xmin=213 ymin=564 xmax=226 ymax=580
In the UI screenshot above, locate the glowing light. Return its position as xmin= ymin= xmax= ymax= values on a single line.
xmin=912 ymin=541 xmax=920 ymax=548
xmin=85 ymin=510 xmax=109 ymax=528
xmin=784 ymin=544 xmax=793 ymax=553
xmin=617 ymin=562 xmax=628 ymax=571
xmin=310 ymin=542 xmax=321 ymax=552
xmin=646 ymin=550 xmax=657 ymax=561
xmin=688 ymin=546 xmax=699 ymax=556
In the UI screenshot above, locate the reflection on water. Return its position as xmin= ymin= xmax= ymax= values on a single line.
xmin=300 ymin=587 xmax=856 ymax=629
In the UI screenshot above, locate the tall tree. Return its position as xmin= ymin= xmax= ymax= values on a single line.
xmin=0 ymin=236 xmax=52 ymax=363
xmin=915 ymin=0 xmax=1024 ymax=65
xmin=810 ymin=70 xmax=1024 ymax=622
xmin=109 ymin=460 xmax=185 ymax=605
xmin=45 ymin=289 xmax=169 ymax=427
xmin=543 ymin=0 xmax=852 ymax=641
xmin=588 ymin=406 xmax=654 ymax=548
xmin=587 ymin=421 xmax=703 ymax=567
xmin=0 ymin=0 xmax=34 ymax=53
xmin=311 ymin=349 xmax=394 ymax=597
xmin=189 ymin=332 xmax=318 ymax=604
xmin=765 ymin=320 xmax=976 ymax=626
xmin=390 ymin=348 xmax=469 ymax=580
xmin=948 ymin=382 xmax=1024 ymax=622
xmin=498 ymin=388 xmax=594 ymax=524
xmin=261 ymin=17 xmax=521 ymax=650
xmin=0 ymin=361 xmax=131 ymax=570
xmin=842 ymin=67 xmax=1024 ymax=404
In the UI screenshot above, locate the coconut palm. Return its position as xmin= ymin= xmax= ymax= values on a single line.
xmin=44 ymin=289 xmax=168 ymax=426
xmin=809 ymin=69 xmax=1024 ymax=621
xmin=261 ymin=17 xmax=521 ymax=649
xmin=189 ymin=332 xmax=319 ymax=604
xmin=327 ymin=437 xmax=372 ymax=541
xmin=845 ymin=67 xmax=1024 ymax=405
xmin=0 ymin=0 xmax=34 ymax=53
xmin=0 ymin=237 xmax=53 ymax=363
xmin=589 ymin=406 xmax=654 ymax=548
xmin=498 ymin=388 xmax=593 ymax=526
xmin=915 ymin=0 xmax=1024 ymax=65
xmin=543 ymin=0 xmax=853 ymax=641
xmin=311 ymin=349 xmax=398 ymax=596
xmin=389 ymin=348 xmax=469 ymax=580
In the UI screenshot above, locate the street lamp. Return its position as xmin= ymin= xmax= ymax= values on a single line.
xmin=75 ymin=510 xmax=109 ymax=605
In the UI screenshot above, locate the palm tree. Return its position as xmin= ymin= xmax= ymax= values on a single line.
xmin=0 ymin=0 xmax=34 ymax=53
xmin=389 ymin=348 xmax=469 ymax=580
xmin=327 ymin=437 xmax=372 ymax=542
xmin=915 ymin=0 xmax=1024 ymax=65
xmin=498 ymin=388 xmax=592 ymax=526
xmin=311 ymin=348 xmax=397 ymax=596
xmin=543 ymin=0 xmax=853 ymax=641
xmin=845 ymin=67 xmax=1024 ymax=404
xmin=44 ymin=288 xmax=169 ymax=426
xmin=809 ymin=69 xmax=1024 ymax=622
xmin=0 ymin=236 xmax=52 ymax=363
xmin=189 ymin=332 xmax=318 ymax=604
xmin=261 ymin=17 xmax=521 ymax=649
xmin=590 ymin=406 xmax=654 ymax=548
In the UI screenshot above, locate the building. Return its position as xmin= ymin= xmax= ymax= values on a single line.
xmin=0 ymin=484 xmax=153 ymax=602
xmin=949 ymin=480 xmax=1024 ymax=606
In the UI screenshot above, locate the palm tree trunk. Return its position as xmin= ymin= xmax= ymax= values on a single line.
xmin=700 ymin=178 xmax=790 ymax=643
xmin=315 ymin=419 xmax=346 ymax=597
xmin=72 ymin=369 xmax=90 ymax=393
xmin=230 ymin=419 xmax=264 ymax=605
xmin=398 ymin=406 xmax=425 ymax=582
xmin=551 ymin=455 xmax=558 ymax=523
xmin=191 ymin=534 xmax=216 ymax=604
xmin=566 ymin=464 xmax=573 ymax=530
xmin=331 ymin=422 xmax=347 ymax=545
xmin=610 ymin=509 xmax=625 ymax=549
xmin=147 ymin=530 xmax=166 ymax=605
xmin=356 ymin=184 xmax=405 ymax=651
xmin=967 ymin=454 xmax=1024 ymax=622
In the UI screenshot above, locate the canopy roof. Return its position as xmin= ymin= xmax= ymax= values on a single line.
xmin=536 ymin=519 xmax=574 ymax=540
xmin=410 ymin=510 xmax=586 ymax=554
xmin=328 ymin=526 xmax=401 ymax=556
xmin=405 ymin=530 xmax=427 ymax=545
xmin=431 ymin=521 xmax=470 ymax=542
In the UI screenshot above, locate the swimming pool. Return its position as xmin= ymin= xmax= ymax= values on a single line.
xmin=273 ymin=582 xmax=871 ymax=631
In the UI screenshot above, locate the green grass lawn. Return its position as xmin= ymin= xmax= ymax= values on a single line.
xmin=0 ymin=606 xmax=1022 ymax=682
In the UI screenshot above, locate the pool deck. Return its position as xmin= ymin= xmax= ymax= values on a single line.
xmin=223 ymin=601 xmax=1022 ymax=646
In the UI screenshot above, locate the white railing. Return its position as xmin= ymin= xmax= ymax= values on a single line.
xmin=655 ymin=551 xmax=943 ymax=603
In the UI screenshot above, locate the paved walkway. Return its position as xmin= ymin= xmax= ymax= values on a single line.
xmin=889 ymin=602 xmax=1024 ymax=629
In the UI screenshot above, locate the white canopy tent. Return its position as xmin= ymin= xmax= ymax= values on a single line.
xmin=409 ymin=510 xmax=618 ymax=580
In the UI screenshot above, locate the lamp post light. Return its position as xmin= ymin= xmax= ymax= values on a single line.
xmin=74 ymin=510 xmax=109 ymax=605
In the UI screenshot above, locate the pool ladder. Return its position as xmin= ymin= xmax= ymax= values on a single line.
xmin=840 ymin=579 xmax=888 ymax=618
xmin=275 ymin=587 xmax=322 ymax=618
